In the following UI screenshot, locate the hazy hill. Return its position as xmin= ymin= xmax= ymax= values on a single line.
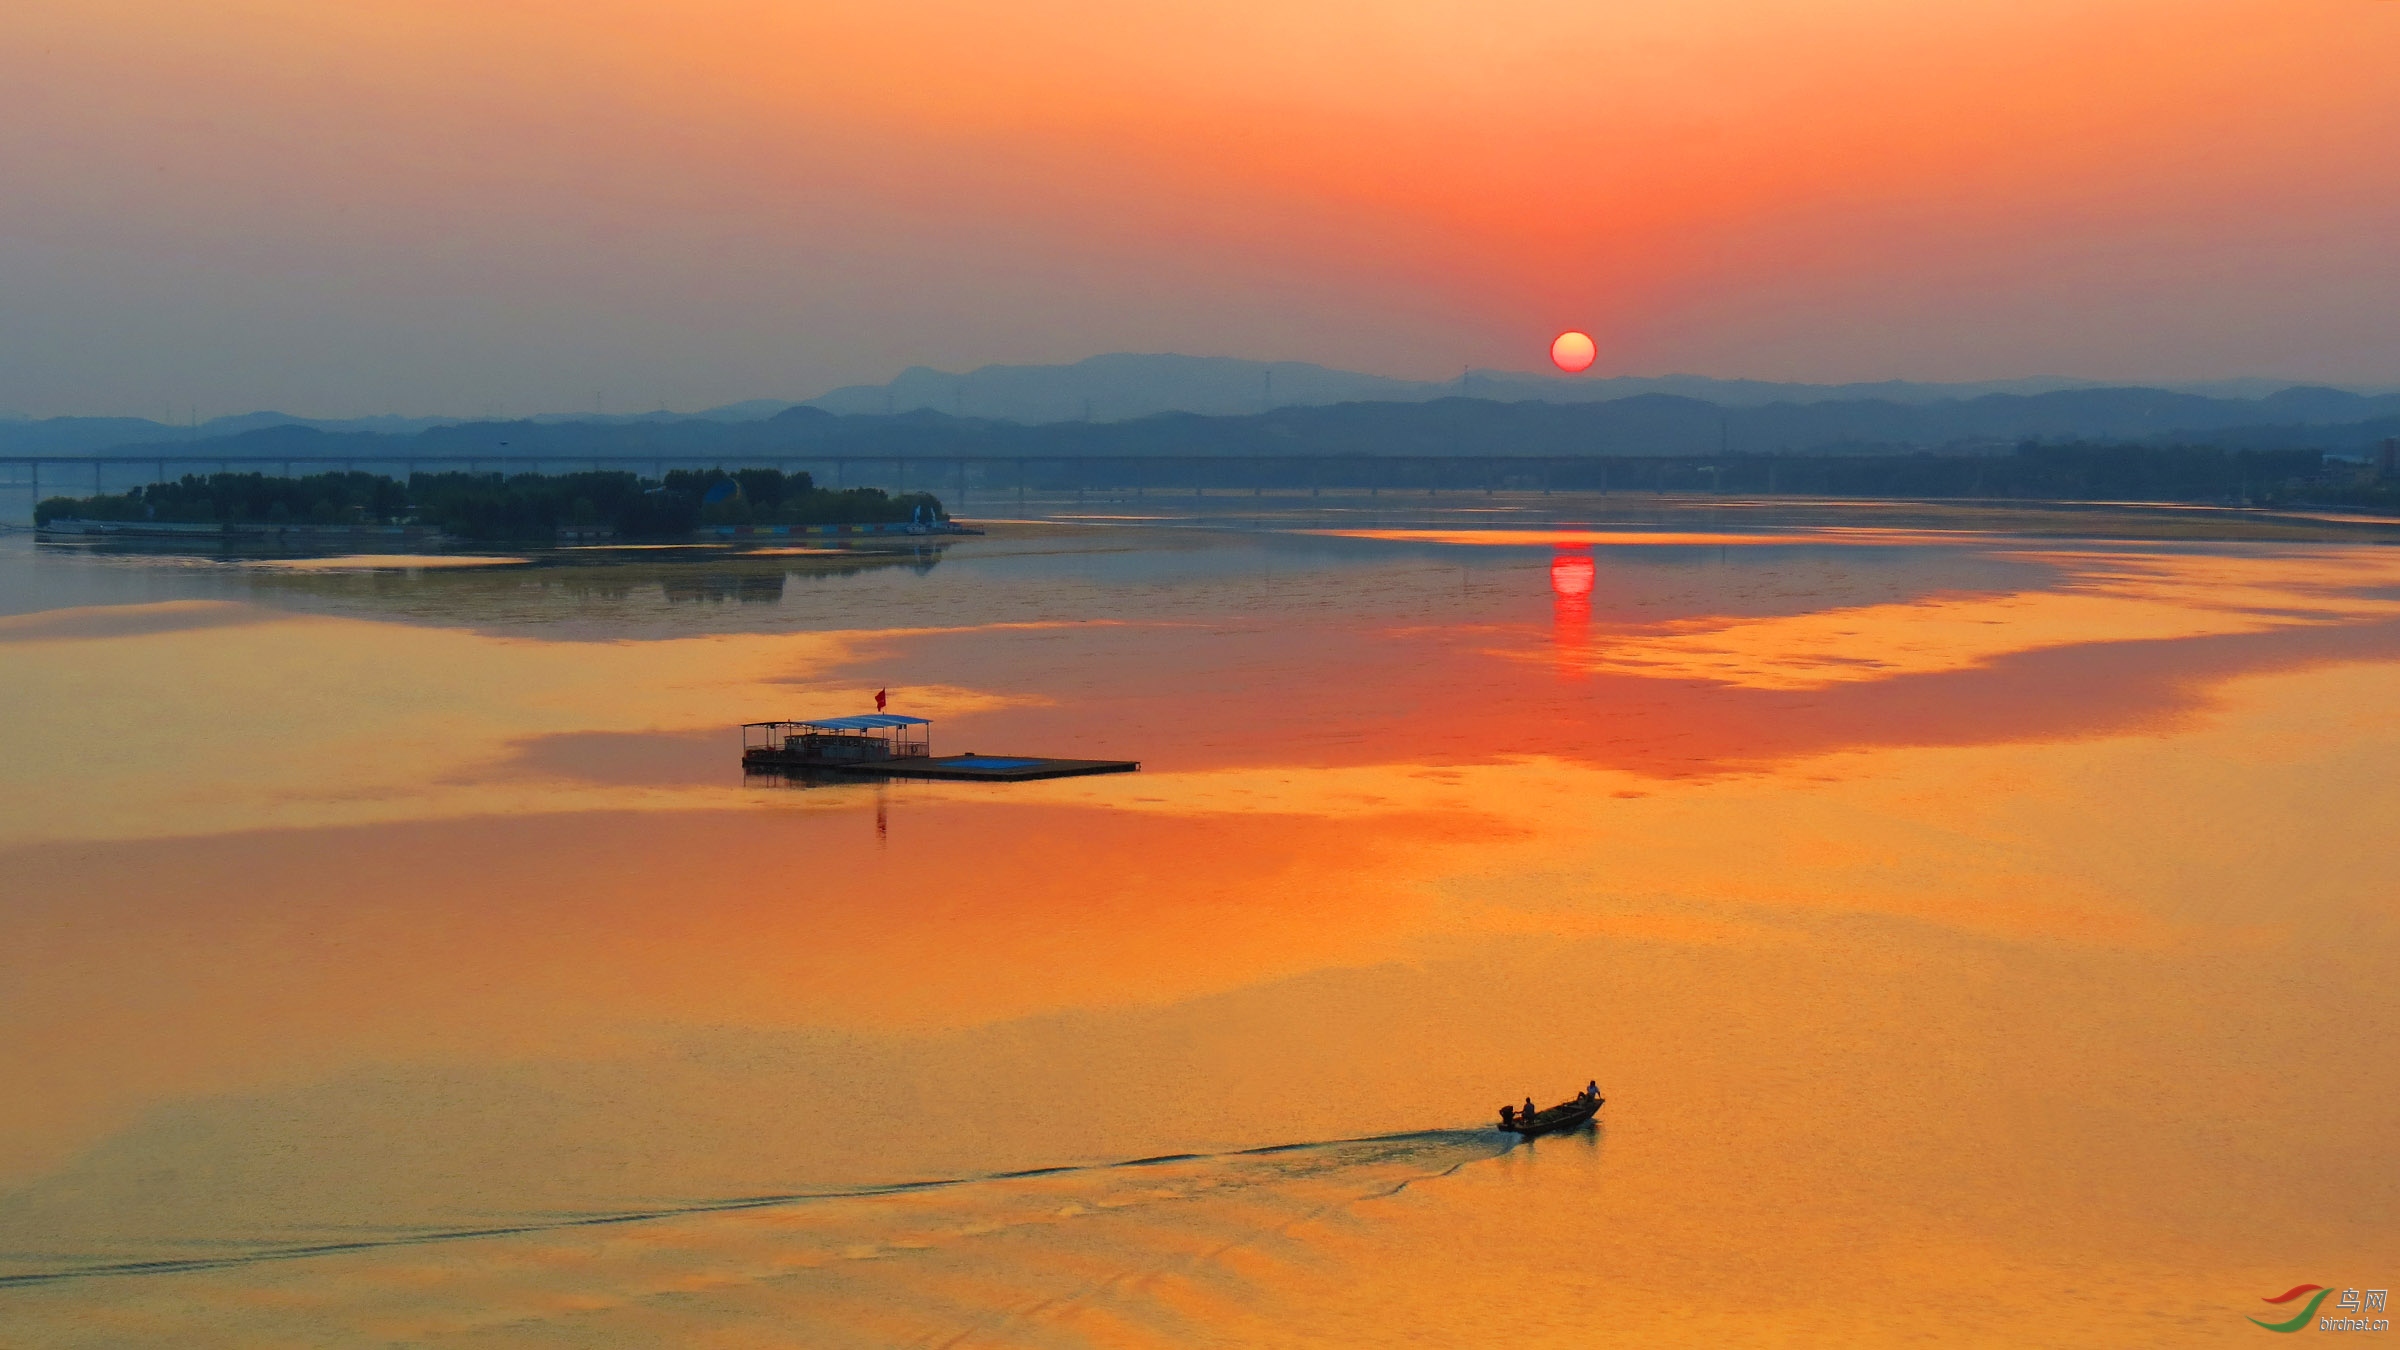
xmin=805 ymin=355 xmax=1429 ymax=422
xmin=9 ymin=355 xmax=2392 ymax=457
xmin=800 ymin=353 xmax=2123 ymax=422
xmin=0 ymin=412 xmax=463 ymax=456
xmin=42 ymin=387 xmax=2400 ymax=467
xmin=0 ymin=403 xmax=798 ymax=458
xmin=802 ymin=354 xmax=2389 ymax=423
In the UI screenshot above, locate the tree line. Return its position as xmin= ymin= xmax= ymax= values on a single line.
xmin=34 ymin=467 xmax=949 ymax=538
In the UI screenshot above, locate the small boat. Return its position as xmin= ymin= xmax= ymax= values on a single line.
xmin=1497 ymin=1090 xmax=1603 ymax=1137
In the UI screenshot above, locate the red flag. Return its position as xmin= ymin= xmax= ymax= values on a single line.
xmin=875 ymin=688 xmax=888 ymax=711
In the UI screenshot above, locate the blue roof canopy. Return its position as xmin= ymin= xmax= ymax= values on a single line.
xmin=795 ymin=714 xmax=931 ymax=731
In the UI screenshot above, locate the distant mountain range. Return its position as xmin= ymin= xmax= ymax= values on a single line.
xmin=0 ymin=402 xmax=795 ymax=457
xmin=14 ymin=391 xmax=2396 ymax=473
xmin=4 ymin=354 xmax=2394 ymax=461
xmin=800 ymin=354 xmax=2343 ymax=424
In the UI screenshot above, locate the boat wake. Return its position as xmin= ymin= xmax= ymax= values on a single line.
xmin=1 ymin=1127 xmax=1520 ymax=1348
xmin=1 ymin=1128 xmax=1500 ymax=1290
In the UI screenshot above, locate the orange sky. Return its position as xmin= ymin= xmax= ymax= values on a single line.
xmin=1 ymin=0 xmax=2395 ymax=414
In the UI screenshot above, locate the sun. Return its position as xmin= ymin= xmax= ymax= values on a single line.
xmin=1550 ymin=331 xmax=1596 ymax=374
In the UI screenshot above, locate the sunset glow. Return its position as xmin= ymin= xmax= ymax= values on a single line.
xmin=2 ymin=0 xmax=2395 ymax=412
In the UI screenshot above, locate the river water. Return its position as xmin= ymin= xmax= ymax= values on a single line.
xmin=1 ymin=505 xmax=2394 ymax=1346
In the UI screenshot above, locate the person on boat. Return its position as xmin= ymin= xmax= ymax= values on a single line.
xmin=1585 ymin=1080 xmax=1601 ymax=1102
xmin=1522 ymin=1096 xmax=1538 ymax=1121
xmin=1499 ymin=1104 xmax=1516 ymax=1129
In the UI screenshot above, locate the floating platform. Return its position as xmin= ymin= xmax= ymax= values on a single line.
xmin=849 ymin=754 xmax=1137 ymax=782
xmin=741 ymin=716 xmax=1136 ymax=783
xmin=744 ymin=753 xmax=1138 ymax=782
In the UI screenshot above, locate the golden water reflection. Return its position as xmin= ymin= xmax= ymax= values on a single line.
xmin=1576 ymin=549 xmax=2400 ymax=689
xmin=0 ymin=527 xmax=2394 ymax=1345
